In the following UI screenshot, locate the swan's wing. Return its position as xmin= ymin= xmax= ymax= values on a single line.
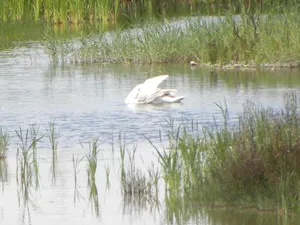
xmin=143 ymin=89 xmax=179 ymax=104
xmin=125 ymin=84 xmax=143 ymax=104
xmin=161 ymin=95 xmax=185 ymax=103
xmin=138 ymin=75 xmax=169 ymax=99
xmin=143 ymin=75 xmax=169 ymax=87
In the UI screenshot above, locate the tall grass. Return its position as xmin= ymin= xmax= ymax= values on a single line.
xmin=0 ymin=0 xmax=291 ymax=24
xmin=155 ymin=92 xmax=300 ymax=213
xmin=45 ymin=6 xmax=300 ymax=67
xmin=0 ymin=0 xmax=120 ymax=23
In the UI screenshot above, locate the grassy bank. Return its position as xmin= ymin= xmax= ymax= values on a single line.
xmin=44 ymin=7 xmax=300 ymax=67
xmin=156 ymin=92 xmax=300 ymax=213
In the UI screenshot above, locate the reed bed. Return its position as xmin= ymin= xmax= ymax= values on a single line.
xmin=0 ymin=0 xmax=281 ymax=24
xmin=0 ymin=0 xmax=119 ymax=23
xmin=155 ymin=92 xmax=300 ymax=213
xmin=44 ymin=6 xmax=300 ymax=67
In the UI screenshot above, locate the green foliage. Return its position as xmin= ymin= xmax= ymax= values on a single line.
xmin=44 ymin=7 xmax=300 ymax=66
xmin=158 ymin=92 xmax=300 ymax=212
xmin=119 ymin=134 xmax=159 ymax=200
xmin=0 ymin=0 xmax=296 ymax=23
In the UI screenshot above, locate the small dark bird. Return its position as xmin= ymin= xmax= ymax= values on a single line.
xmin=190 ymin=61 xmax=197 ymax=66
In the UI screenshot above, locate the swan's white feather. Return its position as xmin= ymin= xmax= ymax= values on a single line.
xmin=137 ymin=75 xmax=169 ymax=101
xmin=125 ymin=75 xmax=185 ymax=104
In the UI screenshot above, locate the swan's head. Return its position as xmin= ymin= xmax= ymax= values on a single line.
xmin=125 ymin=84 xmax=143 ymax=104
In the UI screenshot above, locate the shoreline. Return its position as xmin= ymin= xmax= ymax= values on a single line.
xmin=190 ymin=62 xmax=300 ymax=70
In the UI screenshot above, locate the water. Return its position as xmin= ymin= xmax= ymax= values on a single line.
xmin=1 ymin=42 xmax=300 ymax=225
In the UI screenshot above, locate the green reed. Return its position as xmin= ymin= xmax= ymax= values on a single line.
xmin=0 ymin=159 xmax=8 ymax=192
xmin=156 ymin=92 xmax=300 ymax=213
xmin=119 ymin=135 xmax=159 ymax=200
xmin=85 ymin=137 xmax=100 ymax=217
xmin=72 ymin=154 xmax=84 ymax=203
xmin=0 ymin=0 xmax=119 ymax=23
xmin=0 ymin=128 xmax=9 ymax=160
xmin=15 ymin=126 xmax=43 ymax=205
xmin=86 ymin=137 xmax=100 ymax=186
xmin=48 ymin=121 xmax=58 ymax=183
xmin=30 ymin=124 xmax=40 ymax=188
xmin=0 ymin=0 xmax=288 ymax=24
xmin=45 ymin=6 xmax=300 ymax=67
xmin=0 ymin=129 xmax=8 ymax=190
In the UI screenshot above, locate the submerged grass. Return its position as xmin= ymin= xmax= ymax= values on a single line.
xmin=45 ymin=6 xmax=300 ymax=67
xmin=85 ymin=137 xmax=100 ymax=217
xmin=0 ymin=128 xmax=9 ymax=160
xmin=0 ymin=128 xmax=9 ymax=189
xmin=15 ymin=126 xmax=43 ymax=205
xmin=119 ymin=139 xmax=161 ymax=214
xmin=119 ymin=134 xmax=160 ymax=200
xmin=156 ymin=92 xmax=300 ymax=213
xmin=48 ymin=121 xmax=59 ymax=183
xmin=72 ymin=154 xmax=84 ymax=203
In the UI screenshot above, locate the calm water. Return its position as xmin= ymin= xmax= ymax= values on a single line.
xmin=1 ymin=42 xmax=300 ymax=225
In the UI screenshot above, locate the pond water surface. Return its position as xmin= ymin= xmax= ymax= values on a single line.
xmin=1 ymin=42 xmax=300 ymax=225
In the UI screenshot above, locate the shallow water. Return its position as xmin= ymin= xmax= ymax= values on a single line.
xmin=1 ymin=42 xmax=300 ymax=225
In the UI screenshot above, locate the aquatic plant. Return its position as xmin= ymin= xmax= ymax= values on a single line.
xmin=30 ymin=124 xmax=40 ymax=188
xmin=86 ymin=137 xmax=100 ymax=185
xmin=0 ymin=129 xmax=8 ymax=190
xmin=48 ymin=121 xmax=59 ymax=183
xmin=15 ymin=127 xmax=43 ymax=205
xmin=104 ymin=164 xmax=111 ymax=190
xmin=0 ymin=128 xmax=9 ymax=160
xmin=11 ymin=1 xmax=300 ymax=24
xmin=119 ymin=135 xmax=160 ymax=201
xmin=85 ymin=137 xmax=101 ymax=217
xmin=119 ymin=136 xmax=161 ymax=215
xmin=156 ymin=92 xmax=300 ymax=213
xmin=0 ymin=0 xmax=279 ymax=24
xmin=72 ymin=154 xmax=84 ymax=203
xmin=0 ymin=159 xmax=8 ymax=191
xmin=44 ymin=6 xmax=300 ymax=67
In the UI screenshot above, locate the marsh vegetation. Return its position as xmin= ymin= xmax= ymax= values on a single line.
xmin=43 ymin=6 xmax=300 ymax=67
xmin=156 ymin=93 xmax=300 ymax=214
xmin=1 ymin=1 xmax=300 ymax=67
xmin=1 ymin=1 xmax=300 ymax=224
xmin=0 ymin=0 xmax=286 ymax=24
xmin=2 ymin=92 xmax=300 ymax=216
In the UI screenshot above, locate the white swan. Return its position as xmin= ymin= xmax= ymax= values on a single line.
xmin=125 ymin=75 xmax=185 ymax=104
